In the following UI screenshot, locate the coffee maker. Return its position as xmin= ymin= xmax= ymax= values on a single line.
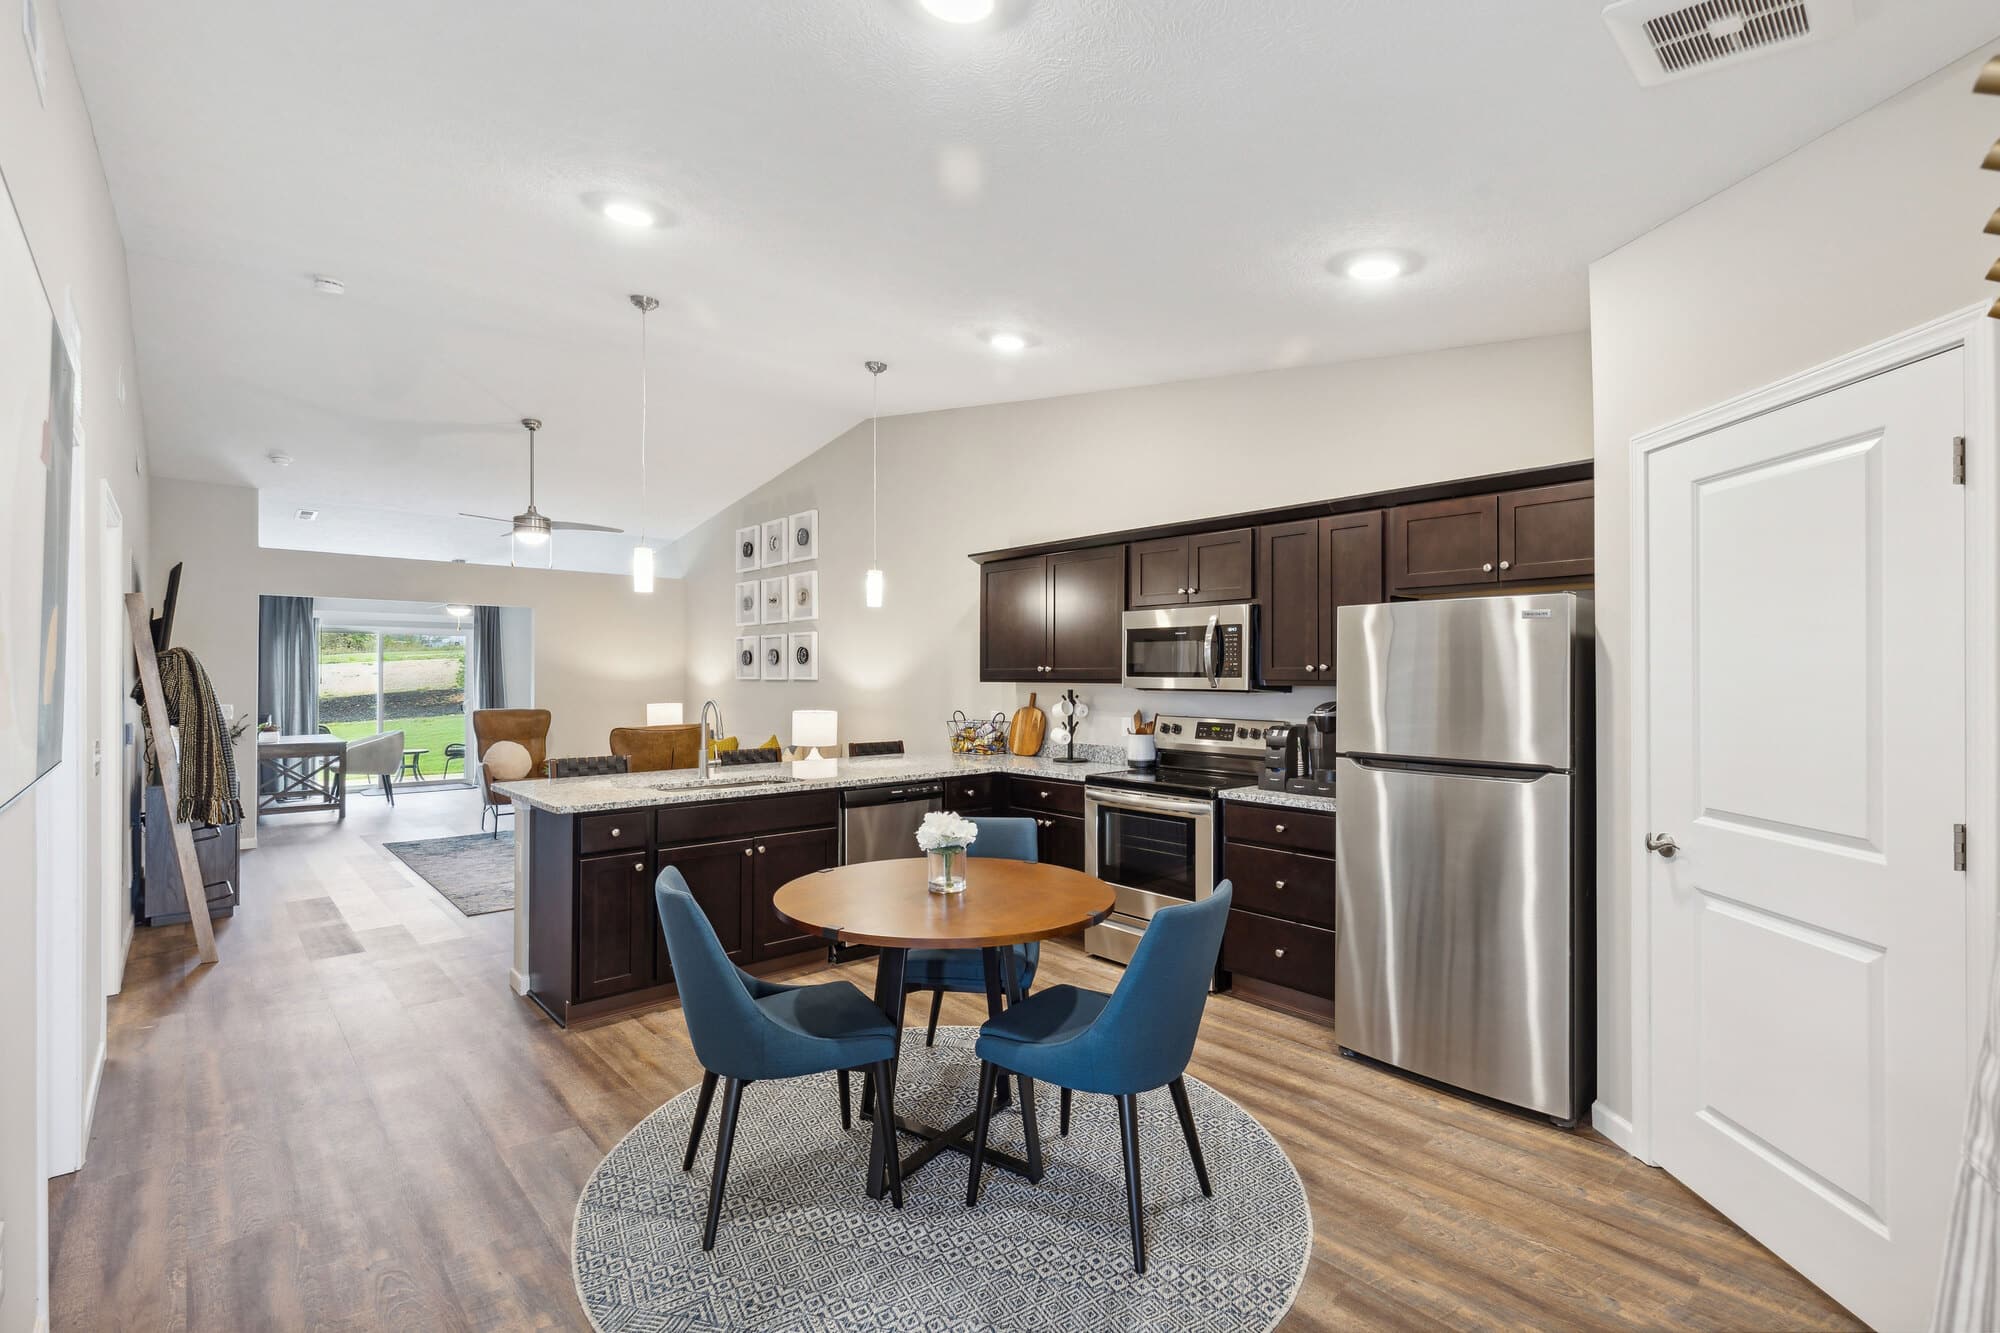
xmin=1304 ymin=702 xmax=1337 ymax=796
xmin=1259 ymin=722 xmax=1311 ymax=791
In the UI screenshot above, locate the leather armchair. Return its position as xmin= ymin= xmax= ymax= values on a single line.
xmin=609 ymin=724 xmax=703 ymax=773
xmin=473 ymin=708 xmax=551 ymax=831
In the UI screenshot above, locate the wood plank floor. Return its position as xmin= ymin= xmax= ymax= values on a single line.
xmin=50 ymin=785 xmax=1861 ymax=1330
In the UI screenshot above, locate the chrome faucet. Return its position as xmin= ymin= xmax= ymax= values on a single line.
xmin=698 ymin=699 xmax=724 ymax=779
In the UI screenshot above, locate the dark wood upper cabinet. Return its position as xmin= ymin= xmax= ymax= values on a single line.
xmin=575 ymin=852 xmax=655 ymax=1001
xmin=1259 ymin=520 xmax=1323 ymax=685
xmin=1127 ymin=529 xmax=1254 ymax=609
xmin=980 ymin=554 xmax=1051 ymax=682
xmin=1388 ymin=495 xmax=1500 ymax=593
xmin=1499 ymin=480 xmax=1593 ymax=582
xmin=1047 ymin=548 xmax=1126 ymax=682
xmin=1320 ymin=509 xmax=1385 ymax=676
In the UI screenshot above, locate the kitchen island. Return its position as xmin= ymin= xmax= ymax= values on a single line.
xmin=495 ymin=752 xmax=1123 ymax=1025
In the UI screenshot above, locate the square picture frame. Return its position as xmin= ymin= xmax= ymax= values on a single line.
xmin=760 ymin=633 xmax=788 ymax=681
xmin=734 ymin=580 xmax=760 ymax=627
xmin=788 ymin=569 xmax=818 ymax=622
xmin=733 ymin=635 xmax=759 ymax=682
xmin=734 ymin=525 xmax=761 ymax=573
xmin=789 ymin=509 xmax=819 ymax=563
xmin=761 ymin=517 xmax=788 ymax=568
xmin=788 ymin=631 xmax=819 ymax=682
xmin=761 ymin=575 xmax=788 ymax=625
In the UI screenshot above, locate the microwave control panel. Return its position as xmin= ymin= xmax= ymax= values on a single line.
xmin=1215 ymin=624 xmax=1242 ymax=678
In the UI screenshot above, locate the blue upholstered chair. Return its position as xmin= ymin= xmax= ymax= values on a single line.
xmin=906 ymin=816 xmax=1041 ymax=1045
xmin=965 ymin=881 xmax=1234 ymax=1273
xmin=655 ymin=867 xmax=904 ymax=1249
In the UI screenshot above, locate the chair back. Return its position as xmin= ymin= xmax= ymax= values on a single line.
xmin=716 ymin=744 xmax=783 ymax=767
xmin=344 ymin=729 xmax=405 ymax=776
xmin=967 ymin=816 xmax=1037 ymax=862
xmin=473 ymin=709 xmax=552 ymax=804
xmin=655 ymin=868 xmax=770 ymax=1073
xmin=847 ymin=739 xmax=905 ymax=757
xmin=1088 ymin=881 xmax=1233 ymax=1093
xmin=610 ymin=724 xmax=703 ymax=772
xmin=547 ymin=754 xmax=630 ymax=779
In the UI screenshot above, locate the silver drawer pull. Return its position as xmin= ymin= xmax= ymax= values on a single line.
xmin=1274 ymin=880 xmax=1285 ymax=890
xmin=610 ymin=826 xmax=621 ymax=837
xmin=1041 ymin=790 xmax=1050 ymax=797
xmin=1273 ymin=947 xmax=1286 ymax=959
xmin=1274 ymin=823 xmax=1286 ymax=833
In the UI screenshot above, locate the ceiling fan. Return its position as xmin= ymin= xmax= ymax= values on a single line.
xmin=459 ymin=417 xmax=623 ymax=546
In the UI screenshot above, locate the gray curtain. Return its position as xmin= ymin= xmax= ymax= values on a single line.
xmin=257 ymin=595 xmax=318 ymax=733
xmin=473 ymin=605 xmax=505 ymax=710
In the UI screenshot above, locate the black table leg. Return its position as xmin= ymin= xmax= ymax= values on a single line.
xmin=982 ymin=947 xmax=1011 ymax=1109
xmin=864 ymin=946 xmax=908 ymax=1200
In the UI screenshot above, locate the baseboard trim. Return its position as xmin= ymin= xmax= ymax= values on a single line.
xmin=510 ymin=967 xmax=529 ymax=997
xmin=1591 ymin=1099 xmax=1641 ymax=1160
xmin=81 ymin=1034 xmax=107 ymax=1156
xmin=238 ymin=823 xmax=257 ymax=850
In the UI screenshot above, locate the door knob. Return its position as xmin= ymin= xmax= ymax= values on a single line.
xmin=1483 ymin=562 xmax=1494 ymax=573
xmin=1646 ymin=833 xmax=1678 ymax=859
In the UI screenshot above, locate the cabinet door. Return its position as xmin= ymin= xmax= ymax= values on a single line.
xmin=1388 ymin=495 xmax=1499 ymax=592
xmin=1036 ymin=812 xmax=1087 ymax=873
xmin=1127 ymin=537 xmax=1191 ymax=609
xmin=1188 ymin=528 xmax=1255 ymax=604
xmin=655 ymin=838 xmax=752 ymax=982
xmin=752 ymin=827 xmax=839 ymax=960
xmin=576 ymin=852 xmax=655 ymax=1001
xmin=1498 ymin=480 xmax=1593 ymax=582
xmin=1258 ymin=520 xmax=1322 ymax=685
xmin=1318 ymin=509 xmax=1385 ymax=677
xmin=1047 ymin=547 xmax=1126 ymax=682
xmin=980 ymin=554 xmax=1049 ymax=682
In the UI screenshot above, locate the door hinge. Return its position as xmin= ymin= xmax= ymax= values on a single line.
xmin=1953 ymin=436 xmax=1967 ymax=486
xmin=1954 ymin=823 xmax=1968 ymax=872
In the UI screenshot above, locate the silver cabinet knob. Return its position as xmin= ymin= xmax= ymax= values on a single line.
xmin=965 ymin=787 xmax=975 ymax=795
xmin=1483 ymin=562 xmax=1494 ymax=573
xmin=1177 ymin=587 xmax=1187 ymax=594
xmin=1305 ymin=664 xmax=1316 ymax=673
xmin=744 ymin=848 xmax=754 ymax=857
xmin=1190 ymin=586 xmax=1198 ymax=594
xmin=1499 ymin=560 xmax=1511 ymax=570
xmin=1319 ymin=663 xmax=1329 ymax=671
xmin=610 ymin=826 xmax=621 ymax=837
xmin=1273 ymin=948 xmax=1286 ymax=959
xmin=1041 ymin=790 xmax=1050 ymax=798
xmin=1274 ymin=880 xmax=1286 ymax=890
xmin=634 ymin=862 xmax=645 ymax=872
xmin=1646 ymin=833 xmax=1679 ymax=859
xmin=757 ymin=844 xmax=766 ymax=854
xmin=1274 ymin=823 xmax=1286 ymax=833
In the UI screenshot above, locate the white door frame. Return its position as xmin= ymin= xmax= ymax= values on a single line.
xmin=1624 ymin=303 xmax=2000 ymax=1164
xmin=99 ymin=481 xmax=130 ymax=996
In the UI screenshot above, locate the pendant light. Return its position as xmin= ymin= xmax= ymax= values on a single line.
xmin=864 ymin=359 xmax=887 ymax=608
xmin=630 ymin=294 xmax=660 ymax=593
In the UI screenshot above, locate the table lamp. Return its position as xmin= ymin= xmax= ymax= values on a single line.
xmin=646 ymin=702 xmax=684 ymax=726
xmin=792 ymin=709 xmax=838 ymax=760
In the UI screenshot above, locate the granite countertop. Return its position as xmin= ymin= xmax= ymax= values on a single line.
xmin=1220 ymin=785 xmax=1337 ymax=814
xmin=494 ymin=750 xmax=1128 ymax=815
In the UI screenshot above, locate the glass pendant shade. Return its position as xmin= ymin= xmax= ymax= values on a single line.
xmin=631 ymin=543 xmax=655 ymax=594
xmin=865 ymin=568 xmax=885 ymax=608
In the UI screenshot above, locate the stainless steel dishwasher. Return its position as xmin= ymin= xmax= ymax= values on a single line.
xmin=840 ymin=781 xmax=943 ymax=864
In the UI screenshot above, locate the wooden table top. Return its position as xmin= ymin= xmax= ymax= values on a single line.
xmin=772 ymin=858 xmax=1117 ymax=949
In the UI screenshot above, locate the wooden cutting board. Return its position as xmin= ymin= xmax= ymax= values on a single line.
xmin=1008 ymin=692 xmax=1046 ymax=757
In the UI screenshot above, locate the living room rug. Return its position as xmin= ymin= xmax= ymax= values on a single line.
xmin=383 ymin=832 xmax=516 ymax=916
xmin=572 ymin=1025 xmax=1312 ymax=1332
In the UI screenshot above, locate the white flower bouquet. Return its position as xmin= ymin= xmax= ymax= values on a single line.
xmin=916 ymin=811 xmax=978 ymax=894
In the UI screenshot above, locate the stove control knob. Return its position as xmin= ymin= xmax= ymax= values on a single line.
xmin=1249 ymin=728 xmax=1262 ymax=740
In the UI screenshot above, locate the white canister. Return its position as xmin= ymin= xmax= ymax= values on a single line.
xmin=1125 ymin=731 xmax=1158 ymax=766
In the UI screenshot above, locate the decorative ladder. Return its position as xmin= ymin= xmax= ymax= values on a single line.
xmin=125 ymin=590 xmax=219 ymax=965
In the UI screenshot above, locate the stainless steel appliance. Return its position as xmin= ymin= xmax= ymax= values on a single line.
xmin=840 ymin=781 xmax=943 ymax=864
xmin=1084 ymin=714 xmax=1285 ymax=962
xmin=1121 ymin=604 xmax=1260 ymax=691
xmin=1333 ymin=592 xmax=1592 ymax=1124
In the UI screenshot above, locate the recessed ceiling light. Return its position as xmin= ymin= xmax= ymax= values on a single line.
xmin=267 ymin=450 xmax=293 ymax=467
xmin=311 ymin=275 xmax=345 ymax=296
xmin=987 ymin=331 xmax=1028 ymax=354
xmin=295 ymin=507 xmax=318 ymax=521
xmin=601 ymin=199 xmax=658 ymax=228
xmin=921 ymin=0 xmax=995 ymax=22
xmin=1343 ymin=254 xmax=1406 ymax=282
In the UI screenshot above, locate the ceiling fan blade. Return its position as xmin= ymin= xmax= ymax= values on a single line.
xmin=549 ymin=519 xmax=624 ymax=533
xmin=458 ymin=512 xmax=512 ymax=524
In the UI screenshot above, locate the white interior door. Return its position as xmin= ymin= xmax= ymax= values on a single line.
xmin=1644 ymin=348 xmax=1969 ymax=1330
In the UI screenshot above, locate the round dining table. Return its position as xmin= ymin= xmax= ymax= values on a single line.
xmin=773 ymin=857 xmax=1116 ymax=1200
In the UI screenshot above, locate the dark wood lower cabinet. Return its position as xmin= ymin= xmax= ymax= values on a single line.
xmin=575 ymin=851 xmax=655 ymax=1001
xmin=751 ymin=827 xmax=838 ymax=958
xmin=658 ymin=836 xmax=754 ymax=975
xmin=1220 ymin=810 xmax=1342 ymax=1022
xmin=1037 ymin=812 xmax=1086 ymax=872
xmin=1221 ymin=908 xmax=1336 ymax=999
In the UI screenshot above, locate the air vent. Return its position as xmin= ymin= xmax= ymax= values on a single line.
xmin=1603 ymin=0 xmax=1852 ymax=85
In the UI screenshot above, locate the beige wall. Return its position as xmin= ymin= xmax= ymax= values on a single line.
xmin=0 ymin=2 xmax=156 ymax=1326
xmin=671 ymin=331 xmax=1592 ymax=756
xmin=1588 ymin=41 xmax=2000 ymax=1137
xmin=149 ymin=479 xmax=688 ymax=796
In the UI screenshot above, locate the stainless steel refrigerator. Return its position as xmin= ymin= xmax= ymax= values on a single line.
xmin=1333 ymin=592 xmax=1592 ymax=1124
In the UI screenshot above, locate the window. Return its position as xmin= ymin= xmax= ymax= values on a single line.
xmin=316 ymin=626 xmax=469 ymax=786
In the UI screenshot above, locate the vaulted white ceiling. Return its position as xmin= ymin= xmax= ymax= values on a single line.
xmin=59 ymin=0 xmax=2000 ymax=572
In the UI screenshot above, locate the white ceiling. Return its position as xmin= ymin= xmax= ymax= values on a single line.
xmin=59 ymin=0 xmax=2000 ymax=573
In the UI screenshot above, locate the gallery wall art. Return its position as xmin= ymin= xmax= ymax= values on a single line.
xmin=732 ymin=509 xmax=820 ymax=681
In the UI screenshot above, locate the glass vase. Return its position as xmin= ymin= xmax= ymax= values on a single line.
xmin=926 ymin=847 xmax=967 ymax=895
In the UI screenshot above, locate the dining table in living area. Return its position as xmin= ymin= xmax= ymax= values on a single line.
xmin=772 ymin=858 xmax=1117 ymax=1201
xmin=255 ymin=732 xmax=348 ymax=818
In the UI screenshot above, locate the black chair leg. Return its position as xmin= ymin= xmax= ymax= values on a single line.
xmin=925 ymin=990 xmax=943 ymax=1046
xmin=1117 ymin=1092 xmax=1147 ymax=1274
xmin=1168 ymin=1076 xmax=1212 ymax=1197
xmin=702 ymin=1078 xmax=747 ymax=1251
xmin=870 ymin=1060 xmax=904 ymax=1209
xmin=837 ymin=1069 xmax=852 ymax=1131
xmin=966 ymin=1060 xmax=1001 ymax=1207
xmin=1017 ymin=1072 xmax=1044 ymax=1182
xmin=683 ymin=1070 xmax=719 ymax=1171
xmin=1060 ymin=1086 xmax=1073 ymax=1136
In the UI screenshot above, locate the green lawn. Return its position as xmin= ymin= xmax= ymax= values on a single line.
xmin=319 ymin=650 xmax=457 ymax=665
xmin=324 ymin=714 xmax=472 ymax=782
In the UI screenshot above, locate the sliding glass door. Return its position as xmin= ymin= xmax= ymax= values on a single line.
xmin=316 ymin=626 xmax=470 ymax=787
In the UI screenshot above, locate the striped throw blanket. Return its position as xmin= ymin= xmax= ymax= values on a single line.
xmin=132 ymin=646 xmax=242 ymax=827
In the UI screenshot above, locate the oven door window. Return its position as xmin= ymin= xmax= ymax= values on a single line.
xmin=1095 ymin=806 xmax=1198 ymax=903
xmin=1126 ymin=627 xmax=1203 ymax=682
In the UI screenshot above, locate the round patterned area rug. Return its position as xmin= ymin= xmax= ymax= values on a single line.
xmin=572 ymin=1026 xmax=1311 ymax=1332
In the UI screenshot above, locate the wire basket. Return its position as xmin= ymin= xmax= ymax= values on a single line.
xmin=945 ymin=710 xmax=1009 ymax=756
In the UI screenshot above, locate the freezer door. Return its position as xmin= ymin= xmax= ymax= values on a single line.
xmin=1333 ymin=756 xmax=1577 ymax=1119
xmin=1335 ymin=593 xmax=1577 ymax=769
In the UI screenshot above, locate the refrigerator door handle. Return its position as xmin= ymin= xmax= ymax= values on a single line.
xmin=1342 ymin=753 xmax=1562 ymax=781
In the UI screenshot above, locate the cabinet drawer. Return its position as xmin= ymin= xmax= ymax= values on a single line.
xmin=1223 ymin=802 xmax=1336 ymax=856
xmin=578 ymin=811 xmax=648 ymax=855
xmin=945 ymin=774 xmax=1003 ymax=814
xmin=1222 ymin=908 xmax=1335 ymax=998
xmin=1007 ymin=776 xmax=1084 ymax=817
xmin=1223 ymin=841 xmax=1336 ymax=929
xmin=656 ymin=791 xmax=840 ymax=845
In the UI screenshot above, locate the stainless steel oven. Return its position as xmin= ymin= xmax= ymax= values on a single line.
xmin=1083 ymin=786 xmax=1216 ymax=961
xmin=1121 ymin=604 xmax=1258 ymax=691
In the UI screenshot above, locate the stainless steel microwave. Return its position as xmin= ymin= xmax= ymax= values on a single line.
xmin=1121 ymin=604 xmax=1258 ymax=691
